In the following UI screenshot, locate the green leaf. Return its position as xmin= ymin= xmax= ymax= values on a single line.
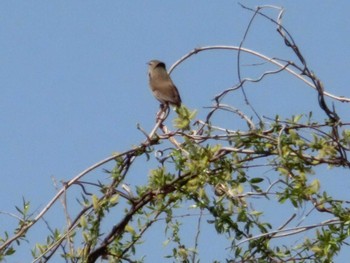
xmin=125 ymin=224 xmax=136 ymax=235
xmin=92 ymin=195 xmax=99 ymax=212
xmin=250 ymin=177 xmax=264 ymax=184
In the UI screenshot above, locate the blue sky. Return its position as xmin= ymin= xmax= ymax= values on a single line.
xmin=1 ymin=1 xmax=350 ymax=261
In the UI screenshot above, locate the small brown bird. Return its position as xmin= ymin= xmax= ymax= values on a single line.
xmin=147 ymin=60 xmax=182 ymax=107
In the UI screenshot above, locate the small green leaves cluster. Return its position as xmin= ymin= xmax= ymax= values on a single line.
xmin=2 ymin=109 xmax=350 ymax=262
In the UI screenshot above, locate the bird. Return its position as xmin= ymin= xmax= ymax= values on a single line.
xmin=147 ymin=60 xmax=182 ymax=107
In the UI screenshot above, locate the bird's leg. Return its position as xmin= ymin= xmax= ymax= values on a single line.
xmin=156 ymin=103 xmax=170 ymax=126
xmin=156 ymin=104 xmax=164 ymax=121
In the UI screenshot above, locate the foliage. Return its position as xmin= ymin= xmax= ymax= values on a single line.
xmin=1 ymin=5 xmax=350 ymax=263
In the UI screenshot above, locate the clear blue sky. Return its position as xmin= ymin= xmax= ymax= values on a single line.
xmin=1 ymin=1 xmax=350 ymax=261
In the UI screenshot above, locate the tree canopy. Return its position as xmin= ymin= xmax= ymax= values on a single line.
xmin=1 ymin=5 xmax=350 ymax=263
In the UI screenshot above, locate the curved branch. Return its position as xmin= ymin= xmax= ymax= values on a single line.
xmin=0 ymin=113 xmax=167 ymax=252
xmin=168 ymin=45 xmax=350 ymax=103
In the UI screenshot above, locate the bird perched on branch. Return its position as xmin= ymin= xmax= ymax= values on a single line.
xmin=147 ymin=60 xmax=182 ymax=108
